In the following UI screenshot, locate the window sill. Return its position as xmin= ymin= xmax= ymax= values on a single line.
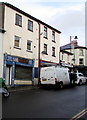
xmin=28 ymin=29 xmax=33 ymax=32
xmin=52 ymin=40 xmax=56 ymax=43
xmin=52 ymin=55 xmax=56 ymax=57
xmin=14 ymin=46 xmax=21 ymax=50
xmin=26 ymin=50 xmax=33 ymax=53
xmin=42 ymin=52 xmax=48 ymax=55
xmin=15 ymin=24 xmax=22 ymax=27
xmin=44 ymin=36 xmax=48 ymax=39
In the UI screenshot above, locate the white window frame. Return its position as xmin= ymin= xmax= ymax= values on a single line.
xmin=27 ymin=40 xmax=32 ymax=52
xmin=44 ymin=26 xmax=48 ymax=38
xmin=28 ymin=20 xmax=33 ymax=32
xmin=79 ymin=49 xmax=84 ymax=56
xmin=15 ymin=13 xmax=22 ymax=27
xmin=52 ymin=31 xmax=55 ymax=42
xmin=14 ymin=35 xmax=21 ymax=49
xmin=52 ymin=47 xmax=56 ymax=57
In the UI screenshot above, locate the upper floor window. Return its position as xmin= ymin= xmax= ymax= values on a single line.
xmin=52 ymin=31 xmax=55 ymax=42
xmin=52 ymin=47 xmax=56 ymax=57
xmin=79 ymin=58 xmax=84 ymax=65
xmin=28 ymin=20 xmax=33 ymax=32
xmin=15 ymin=13 xmax=22 ymax=27
xmin=79 ymin=49 xmax=84 ymax=56
xmin=27 ymin=40 xmax=32 ymax=52
xmin=44 ymin=26 xmax=47 ymax=39
xmin=14 ymin=35 xmax=21 ymax=49
xmin=42 ymin=44 xmax=48 ymax=55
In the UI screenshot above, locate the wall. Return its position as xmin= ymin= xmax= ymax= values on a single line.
xmin=0 ymin=32 xmax=4 ymax=78
xmin=3 ymin=5 xmax=39 ymax=68
xmin=3 ymin=5 xmax=60 ymax=67
xmin=0 ymin=3 xmax=5 ymax=29
xmin=40 ymin=24 xmax=60 ymax=64
xmin=85 ymin=1 xmax=87 ymax=66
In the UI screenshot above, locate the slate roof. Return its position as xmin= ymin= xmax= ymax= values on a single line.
xmin=60 ymin=43 xmax=87 ymax=50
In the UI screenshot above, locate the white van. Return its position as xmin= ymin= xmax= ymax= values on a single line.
xmin=40 ymin=65 xmax=71 ymax=88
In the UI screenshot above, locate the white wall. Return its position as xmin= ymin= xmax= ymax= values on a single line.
xmin=0 ymin=32 xmax=4 ymax=78
xmin=3 ymin=5 xmax=60 ymax=67
xmin=3 ymin=6 xmax=39 ymax=67
xmin=40 ymin=24 xmax=60 ymax=64
xmin=85 ymin=1 xmax=87 ymax=66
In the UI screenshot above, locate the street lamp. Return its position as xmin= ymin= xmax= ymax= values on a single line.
xmin=70 ymin=36 xmax=78 ymax=64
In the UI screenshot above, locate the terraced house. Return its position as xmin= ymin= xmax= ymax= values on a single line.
xmin=0 ymin=2 xmax=61 ymax=86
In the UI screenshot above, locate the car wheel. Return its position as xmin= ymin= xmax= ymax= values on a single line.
xmin=79 ymin=80 xmax=82 ymax=86
xmin=3 ymin=92 xmax=10 ymax=98
xmin=60 ymin=82 xmax=63 ymax=89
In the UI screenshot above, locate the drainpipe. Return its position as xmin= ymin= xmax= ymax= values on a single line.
xmin=38 ymin=23 xmax=41 ymax=85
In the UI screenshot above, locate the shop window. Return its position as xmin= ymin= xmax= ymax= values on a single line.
xmin=28 ymin=20 xmax=33 ymax=31
xmin=15 ymin=13 xmax=22 ymax=27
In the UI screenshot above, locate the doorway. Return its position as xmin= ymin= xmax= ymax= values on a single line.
xmin=5 ymin=65 xmax=12 ymax=85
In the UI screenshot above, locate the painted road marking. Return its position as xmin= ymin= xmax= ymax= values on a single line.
xmin=70 ymin=108 xmax=87 ymax=120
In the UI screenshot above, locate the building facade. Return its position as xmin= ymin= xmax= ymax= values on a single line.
xmin=85 ymin=1 xmax=87 ymax=66
xmin=0 ymin=2 xmax=61 ymax=86
xmin=60 ymin=41 xmax=87 ymax=66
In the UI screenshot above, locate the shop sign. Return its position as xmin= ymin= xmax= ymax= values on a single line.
xmin=18 ymin=58 xmax=28 ymax=64
xmin=5 ymin=55 xmax=34 ymax=66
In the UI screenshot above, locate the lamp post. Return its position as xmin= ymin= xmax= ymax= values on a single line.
xmin=70 ymin=36 xmax=78 ymax=64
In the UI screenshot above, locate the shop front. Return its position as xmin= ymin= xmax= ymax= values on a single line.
xmin=3 ymin=54 xmax=34 ymax=86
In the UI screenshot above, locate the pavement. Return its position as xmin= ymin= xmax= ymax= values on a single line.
xmin=7 ymin=85 xmax=39 ymax=92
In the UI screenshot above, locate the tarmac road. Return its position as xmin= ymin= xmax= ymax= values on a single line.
xmin=2 ymin=85 xmax=87 ymax=119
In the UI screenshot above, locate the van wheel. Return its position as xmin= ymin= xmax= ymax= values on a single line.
xmin=79 ymin=80 xmax=82 ymax=86
xmin=60 ymin=82 xmax=63 ymax=89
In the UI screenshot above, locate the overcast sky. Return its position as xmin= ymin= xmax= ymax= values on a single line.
xmin=0 ymin=0 xmax=86 ymax=46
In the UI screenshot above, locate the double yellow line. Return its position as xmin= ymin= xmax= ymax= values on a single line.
xmin=70 ymin=108 xmax=87 ymax=120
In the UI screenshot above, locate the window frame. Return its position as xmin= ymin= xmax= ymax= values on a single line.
xmin=15 ymin=13 xmax=22 ymax=27
xmin=42 ymin=43 xmax=48 ymax=55
xmin=52 ymin=47 xmax=56 ymax=57
xmin=14 ymin=35 xmax=21 ymax=49
xmin=44 ymin=26 xmax=48 ymax=39
xmin=52 ymin=31 xmax=55 ymax=42
xmin=79 ymin=49 xmax=84 ymax=56
xmin=27 ymin=40 xmax=33 ymax=52
xmin=28 ymin=20 xmax=33 ymax=32
xmin=79 ymin=58 xmax=84 ymax=65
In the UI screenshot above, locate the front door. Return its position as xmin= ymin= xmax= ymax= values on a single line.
xmin=6 ymin=65 xmax=12 ymax=85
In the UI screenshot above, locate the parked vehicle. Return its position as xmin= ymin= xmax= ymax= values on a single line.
xmin=40 ymin=65 xmax=75 ymax=88
xmin=75 ymin=73 xmax=87 ymax=85
xmin=0 ymin=78 xmax=10 ymax=97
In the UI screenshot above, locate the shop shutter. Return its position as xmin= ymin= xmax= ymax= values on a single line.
xmin=15 ymin=66 xmax=32 ymax=81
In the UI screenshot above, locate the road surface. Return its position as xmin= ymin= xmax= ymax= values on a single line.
xmin=2 ymin=85 xmax=87 ymax=119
